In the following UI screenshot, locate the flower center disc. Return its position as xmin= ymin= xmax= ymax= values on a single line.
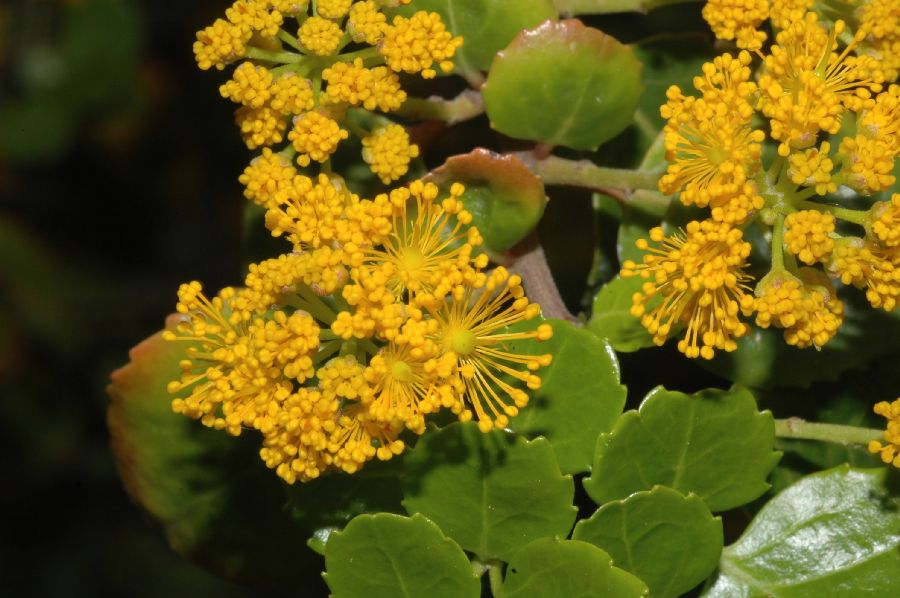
xmin=391 ymin=360 xmax=414 ymax=382
xmin=399 ymin=247 xmax=425 ymax=272
xmin=450 ymin=329 xmax=477 ymax=356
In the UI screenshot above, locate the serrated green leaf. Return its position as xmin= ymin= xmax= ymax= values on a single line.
xmin=396 ymin=0 xmax=557 ymax=78
xmin=509 ymin=319 xmax=627 ymax=474
xmin=482 ymin=19 xmax=643 ymax=150
xmin=584 ymin=387 xmax=780 ymax=512
xmin=588 ymin=276 xmax=656 ymax=353
xmin=574 ymin=486 xmax=723 ymax=598
xmin=324 ymin=513 xmax=480 ymax=598
xmin=703 ymin=466 xmax=900 ymax=598
xmin=703 ymin=293 xmax=900 ymax=389
xmin=402 ymin=422 xmax=576 ymax=561
xmin=428 ymin=149 xmax=546 ymax=252
xmin=502 ymin=538 xmax=649 ymax=597
xmin=107 ymin=322 xmax=400 ymax=590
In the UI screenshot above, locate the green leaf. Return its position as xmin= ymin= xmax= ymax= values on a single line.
xmin=509 ymin=319 xmax=627 ymax=473
xmin=588 ymin=276 xmax=655 ymax=353
xmin=617 ymin=190 xmax=671 ymax=265
xmin=107 ymin=322 xmax=401 ymax=590
xmin=501 ymin=538 xmax=649 ymax=597
xmin=703 ymin=293 xmax=900 ymax=389
xmin=482 ymin=19 xmax=643 ymax=150
xmin=402 ymin=422 xmax=576 ymax=561
xmin=324 ymin=513 xmax=480 ymax=598
xmin=574 ymin=486 xmax=723 ymax=598
xmin=397 ymin=0 xmax=558 ymax=79
xmin=703 ymin=466 xmax=900 ymax=598
xmin=584 ymin=387 xmax=781 ymax=512
xmin=428 ymin=149 xmax=547 ymax=252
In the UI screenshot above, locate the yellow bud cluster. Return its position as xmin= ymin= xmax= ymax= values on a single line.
xmin=871 ymin=195 xmax=900 ymax=248
xmin=381 ymin=12 xmax=463 ymax=79
xmin=784 ymin=210 xmax=836 ymax=265
xmin=701 ymin=0 xmax=770 ymax=51
xmin=858 ymin=0 xmax=900 ymax=82
xmin=869 ymin=397 xmax=900 ymax=468
xmin=347 ymin=0 xmax=387 ymax=45
xmin=318 ymin=0 xmax=353 ymax=19
xmin=830 ymin=238 xmax=900 ymax=311
xmin=167 ymin=178 xmax=552 ymax=482
xmin=322 ymin=59 xmax=407 ymax=112
xmin=362 ymin=124 xmax=420 ymax=183
xmin=788 ymin=142 xmax=836 ymax=196
xmin=298 ymin=16 xmax=343 ymax=56
xmin=287 ymin=111 xmax=349 ymax=167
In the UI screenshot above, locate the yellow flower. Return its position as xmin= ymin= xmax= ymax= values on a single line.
xmin=265 ymin=173 xmax=359 ymax=250
xmin=838 ymin=134 xmax=897 ymax=193
xmin=758 ymin=13 xmax=884 ymax=156
xmin=225 ymin=1 xmax=283 ymax=38
xmin=322 ymin=58 xmax=407 ymax=112
xmin=621 ymin=220 xmax=753 ymax=359
xmin=269 ymin=0 xmax=309 ymax=15
xmin=318 ymin=0 xmax=353 ymax=19
xmin=701 ymin=0 xmax=770 ymax=51
xmin=347 ymin=181 xmax=487 ymax=307
xmin=871 ymin=194 xmax=900 ymax=248
xmin=427 ymin=267 xmax=554 ymax=432
xmin=829 ymin=237 xmax=900 ymax=311
xmin=287 ymin=111 xmax=349 ymax=166
xmin=869 ymin=397 xmax=900 ymax=467
xmin=788 ymin=142 xmax=837 ymax=196
xmin=260 ymin=387 xmax=338 ymax=483
xmin=235 ymin=105 xmax=287 ymax=149
xmin=298 ymin=15 xmax=344 ymax=56
xmin=768 ymin=0 xmax=813 ymax=30
xmin=269 ymin=73 xmax=315 ymax=115
xmin=238 ymin=148 xmax=297 ymax=209
xmin=362 ymin=124 xmax=420 ymax=183
xmin=744 ymin=270 xmax=843 ymax=349
xmin=347 ymin=0 xmax=387 ymax=45
xmin=193 ymin=18 xmax=250 ymax=71
xmin=784 ymin=209 xmax=836 ymax=265
xmin=220 ymin=62 xmax=274 ymax=108
xmin=857 ymin=0 xmax=900 ymax=82
xmin=381 ymin=12 xmax=463 ymax=79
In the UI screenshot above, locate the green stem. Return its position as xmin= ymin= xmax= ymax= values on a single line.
xmin=394 ymin=89 xmax=485 ymax=124
xmin=771 ymin=214 xmax=786 ymax=273
xmin=338 ymin=46 xmax=382 ymax=65
xmin=796 ymin=200 xmax=868 ymax=226
xmin=775 ymin=417 xmax=882 ymax=445
xmin=246 ymin=46 xmax=305 ymax=64
xmin=488 ymin=561 xmax=504 ymax=597
xmin=295 ymin=284 xmax=338 ymax=324
xmin=553 ymin=0 xmax=700 ymax=15
xmin=513 ymin=153 xmax=660 ymax=191
xmin=277 ymin=28 xmax=302 ymax=51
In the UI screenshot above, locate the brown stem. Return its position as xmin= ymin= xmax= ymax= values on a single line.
xmin=509 ymin=233 xmax=577 ymax=323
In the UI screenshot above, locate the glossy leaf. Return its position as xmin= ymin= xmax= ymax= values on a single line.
xmin=482 ymin=19 xmax=643 ymax=150
xmin=428 ymin=149 xmax=546 ymax=252
xmin=584 ymin=387 xmax=780 ymax=512
xmin=396 ymin=0 xmax=558 ymax=79
xmin=574 ymin=486 xmax=723 ymax=598
xmin=402 ymin=422 xmax=576 ymax=561
xmin=324 ymin=513 xmax=480 ymax=598
xmin=502 ymin=538 xmax=649 ymax=598
xmin=703 ymin=466 xmax=900 ymax=597
xmin=588 ymin=276 xmax=655 ymax=353
xmin=107 ymin=322 xmax=401 ymax=590
xmin=509 ymin=319 xmax=627 ymax=474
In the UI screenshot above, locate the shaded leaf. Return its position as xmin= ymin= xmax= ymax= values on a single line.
xmin=574 ymin=486 xmax=723 ymax=598
xmin=324 ymin=513 xmax=480 ymax=598
xmin=588 ymin=276 xmax=655 ymax=353
xmin=502 ymin=538 xmax=649 ymax=597
xmin=584 ymin=387 xmax=780 ymax=512
xmin=402 ymin=422 xmax=576 ymax=561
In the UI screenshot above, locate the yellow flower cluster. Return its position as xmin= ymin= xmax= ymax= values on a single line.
xmin=166 ymin=179 xmax=553 ymax=482
xmin=196 ymin=0 xmax=461 ymax=182
xmin=869 ymin=397 xmax=900 ymax=467
xmin=362 ymin=124 xmax=420 ymax=184
xmin=628 ymin=12 xmax=900 ymax=359
xmin=621 ymin=220 xmax=752 ymax=360
xmin=857 ymin=0 xmax=900 ymax=82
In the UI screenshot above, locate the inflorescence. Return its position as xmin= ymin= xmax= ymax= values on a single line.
xmin=195 ymin=0 xmax=462 ymax=183
xmin=623 ymin=9 xmax=900 ymax=362
xmin=167 ymin=2 xmax=553 ymax=484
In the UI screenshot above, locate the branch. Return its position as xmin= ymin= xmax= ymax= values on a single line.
xmin=509 ymin=233 xmax=577 ymax=323
xmin=511 ymin=153 xmax=660 ymax=194
xmin=395 ymin=90 xmax=484 ymax=125
xmin=775 ymin=417 xmax=882 ymax=446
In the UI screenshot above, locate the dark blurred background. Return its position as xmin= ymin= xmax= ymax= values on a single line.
xmin=0 ymin=1 xmax=268 ymax=595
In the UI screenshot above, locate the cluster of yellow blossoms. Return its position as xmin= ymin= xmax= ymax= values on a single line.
xmin=869 ymin=397 xmax=900 ymax=466
xmin=165 ymin=178 xmax=553 ymax=483
xmin=194 ymin=0 xmax=462 ymax=183
xmin=623 ymin=10 xmax=900 ymax=360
